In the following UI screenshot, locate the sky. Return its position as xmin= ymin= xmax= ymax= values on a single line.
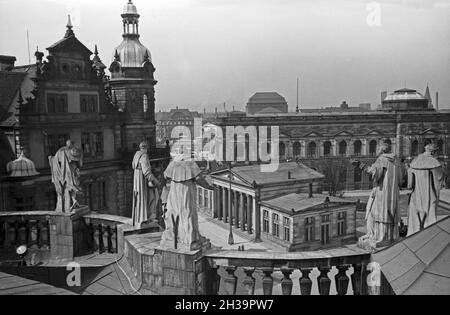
xmin=0 ymin=0 xmax=449 ymax=112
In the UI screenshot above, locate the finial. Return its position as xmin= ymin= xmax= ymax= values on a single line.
xmin=114 ymin=50 xmax=120 ymax=61
xmin=144 ymin=50 xmax=150 ymax=62
xmin=67 ymin=15 xmax=73 ymax=29
xmin=94 ymin=45 xmax=99 ymax=56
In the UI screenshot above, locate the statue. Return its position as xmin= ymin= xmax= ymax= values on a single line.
xmin=353 ymin=140 xmax=402 ymax=249
xmin=132 ymin=141 xmax=160 ymax=227
xmin=407 ymin=143 xmax=444 ymax=236
xmin=160 ymin=154 xmax=205 ymax=251
xmin=49 ymin=140 xmax=83 ymax=213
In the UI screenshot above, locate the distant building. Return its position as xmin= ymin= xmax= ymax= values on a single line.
xmin=209 ymin=163 xmax=325 ymax=246
xmin=246 ymin=92 xmax=289 ymax=115
xmin=380 ymin=88 xmax=432 ymax=112
xmin=260 ymin=193 xmax=357 ymax=251
xmin=301 ymin=101 xmax=373 ymax=114
xmin=156 ymin=108 xmax=201 ymax=144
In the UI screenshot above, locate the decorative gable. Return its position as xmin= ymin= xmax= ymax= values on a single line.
xmin=334 ymin=130 xmax=353 ymax=137
xmin=303 ymin=131 xmax=323 ymax=138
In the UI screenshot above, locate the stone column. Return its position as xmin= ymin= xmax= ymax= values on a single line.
xmin=318 ymin=140 xmax=324 ymax=157
xmin=300 ymin=140 xmax=306 ymax=158
xmin=247 ymin=195 xmax=253 ymax=234
xmin=288 ymin=142 xmax=294 ymax=159
xmin=332 ymin=140 xmax=338 ymax=156
xmin=240 ymin=193 xmax=245 ymax=232
xmin=223 ymin=187 xmax=228 ymax=223
xmin=346 ymin=140 xmax=352 ymax=157
xmin=234 ymin=191 xmax=239 ymax=228
xmin=362 ymin=139 xmax=368 ymax=156
xmin=254 ymin=190 xmax=261 ymax=242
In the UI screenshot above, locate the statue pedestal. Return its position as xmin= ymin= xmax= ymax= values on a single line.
xmin=123 ymin=232 xmax=212 ymax=295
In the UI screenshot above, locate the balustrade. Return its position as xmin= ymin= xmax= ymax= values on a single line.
xmin=205 ymin=247 xmax=370 ymax=295
xmin=0 ymin=214 xmax=51 ymax=250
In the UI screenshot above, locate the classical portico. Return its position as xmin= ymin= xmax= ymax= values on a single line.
xmin=210 ymin=163 xmax=325 ymax=242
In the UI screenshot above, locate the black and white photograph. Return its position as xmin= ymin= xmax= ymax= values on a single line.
xmin=0 ymin=0 xmax=449 ymax=300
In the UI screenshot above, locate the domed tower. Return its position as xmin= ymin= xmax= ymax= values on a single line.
xmin=110 ymin=0 xmax=157 ymax=151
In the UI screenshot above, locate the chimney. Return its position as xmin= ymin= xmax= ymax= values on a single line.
xmin=309 ymin=183 xmax=313 ymax=198
xmin=0 ymin=55 xmax=16 ymax=71
xmin=436 ymin=92 xmax=439 ymax=111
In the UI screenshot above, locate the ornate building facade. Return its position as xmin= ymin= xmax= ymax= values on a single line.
xmin=211 ymin=89 xmax=450 ymax=192
xmin=0 ymin=1 xmax=169 ymax=216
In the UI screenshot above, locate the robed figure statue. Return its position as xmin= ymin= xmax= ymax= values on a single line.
xmin=132 ymin=142 xmax=160 ymax=227
xmin=160 ymin=155 xmax=204 ymax=251
xmin=49 ymin=140 xmax=83 ymax=213
xmin=407 ymin=143 xmax=444 ymax=236
xmin=353 ymin=140 xmax=402 ymax=248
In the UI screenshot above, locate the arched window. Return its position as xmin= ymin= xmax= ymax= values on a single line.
xmin=293 ymin=142 xmax=301 ymax=157
xmin=424 ymin=139 xmax=433 ymax=146
xmin=369 ymin=140 xmax=377 ymax=156
xmin=353 ymin=140 xmax=362 ymax=156
xmin=411 ymin=140 xmax=419 ymax=157
xmin=308 ymin=142 xmax=317 ymax=158
xmin=339 ymin=141 xmax=347 ymax=156
xmin=279 ymin=142 xmax=286 ymax=159
xmin=323 ymin=141 xmax=332 ymax=157
xmin=437 ymin=139 xmax=444 ymax=156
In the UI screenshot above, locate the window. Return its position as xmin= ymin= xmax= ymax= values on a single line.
xmin=47 ymin=94 xmax=68 ymax=113
xmin=283 ymin=217 xmax=291 ymax=242
xmin=339 ymin=141 xmax=347 ymax=156
xmin=82 ymin=132 xmax=104 ymax=159
xmin=143 ymin=94 xmax=149 ymax=113
xmin=321 ymin=215 xmax=331 ymax=245
xmin=437 ymin=139 xmax=444 ymax=156
xmin=307 ymin=142 xmax=317 ymax=158
xmin=305 ymin=217 xmax=315 ymax=242
xmin=369 ymin=140 xmax=377 ymax=156
xmin=324 ymin=141 xmax=332 ymax=157
xmin=293 ymin=142 xmax=301 ymax=157
xmin=263 ymin=210 xmax=270 ymax=233
xmin=45 ymin=134 xmax=69 ymax=156
xmin=14 ymin=196 xmax=34 ymax=212
xmin=354 ymin=166 xmax=362 ymax=183
xmin=83 ymin=181 xmax=106 ymax=211
xmin=279 ymin=142 xmax=286 ymax=158
xmin=80 ymin=95 xmax=98 ymax=113
xmin=272 ymin=213 xmax=280 ymax=238
xmin=45 ymin=189 xmax=57 ymax=211
xmin=353 ymin=140 xmax=362 ymax=156
xmin=337 ymin=212 xmax=347 ymax=236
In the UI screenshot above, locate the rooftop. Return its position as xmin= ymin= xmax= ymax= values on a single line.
xmin=247 ymin=92 xmax=288 ymax=105
xmin=373 ymin=216 xmax=450 ymax=295
xmin=261 ymin=193 xmax=354 ymax=215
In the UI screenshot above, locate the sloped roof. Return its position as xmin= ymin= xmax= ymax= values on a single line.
xmin=47 ymin=34 xmax=92 ymax=55
xmin=0 ymin=129 xmax=15 ymax=175
xmin=261 ymin=193 xmax=354 ymax=215
xmin=373 ymin=216 xmax=450 ymax=295
xmin=211 ymin=162 xmax=324 ymax=187
xmin=0 ymin=71 xmax=26 ymax=121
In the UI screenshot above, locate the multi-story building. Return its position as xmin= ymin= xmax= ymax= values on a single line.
xmin=156 ymin=108 xmax=201 ymax=144
xmin=209 ymin=88 xmax=450 ymax=192
xmin=0 ymin=1 xmax=169 ymax=216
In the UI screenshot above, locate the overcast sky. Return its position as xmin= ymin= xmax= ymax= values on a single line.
xmin=0 ymin=0 xmax=449 ymax=111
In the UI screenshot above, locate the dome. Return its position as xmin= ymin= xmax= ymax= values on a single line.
xmin=113 ymin=37 xmax=151 ymax=67
xmin=123 ymin=0 xmax=139 ymax=16
xmin=384 ymin=88 xmax=426 ymax=101
xmin=6 ymin=153 xmax=40 ymax=178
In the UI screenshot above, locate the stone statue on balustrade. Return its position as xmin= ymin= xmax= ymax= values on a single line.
xmin=132 ymin=141 xmax=160 ymax=227
xmin=407 ymin=143 xmax=444 ymax=236
xmin=48 ymin=140 xmax=83 ymax=213
xmin=160 ymin=154 xmax=209 ymax=251
xmin=352 ymin=140 xmax=402 ymax=250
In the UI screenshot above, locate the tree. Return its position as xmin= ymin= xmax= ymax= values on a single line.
xmin=319 ymin=158 xmax=350 ymax=197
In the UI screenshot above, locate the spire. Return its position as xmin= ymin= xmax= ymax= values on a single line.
xmin=65 ymin=15 xmax=75 ymax=38
xmin=424 ymin=84 xmax=433 ymax=108
xmin=95 ymin=44 xmax=99 ymax=56
xmin=114 ymin=49 xmax=120 ymax=62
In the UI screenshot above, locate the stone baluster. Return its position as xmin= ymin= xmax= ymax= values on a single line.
xmin=28 ymin=220 xmax=39 ymax=249
xmin=281 ymin=268 xmax=294 ymax=295
xmin=93 ymin=224 xmax=100 ymax=252
xmin=6 ymin=222 xmax=17 ymax=247
xmin=351 ymin=264 xmax=363 ymax=295
xmin=110 ymin=226 xmax=117 ymax=253
xmin=224 ymin=266 xmax=238 ymax=295
xmin=299 ymin=268 xmax=313 ymax=295
xmin=102 ymin=225 xmax=110 ymax=253
xmin=38 ymin=220 xmax=50 ymax=249
xmin=335 ymin=265 xmax=350 ymax=295
xmin=17 ymin=222 xmax=28 ymax=246
xmin=261 ymin=268 xmax=274 ymax=295
xmin=317 ymin=267 xmax=332 ymax=295
xmin=242 ymin=268 xmax=256 ymax=295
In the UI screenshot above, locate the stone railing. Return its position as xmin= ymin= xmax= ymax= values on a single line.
xmin=83 ymin=213 xmax=131 ymax=254
xmin=0 ymin=212 xmax=54 ymax=250
xmin=203 ymin=246 xmax=371 ymax=295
